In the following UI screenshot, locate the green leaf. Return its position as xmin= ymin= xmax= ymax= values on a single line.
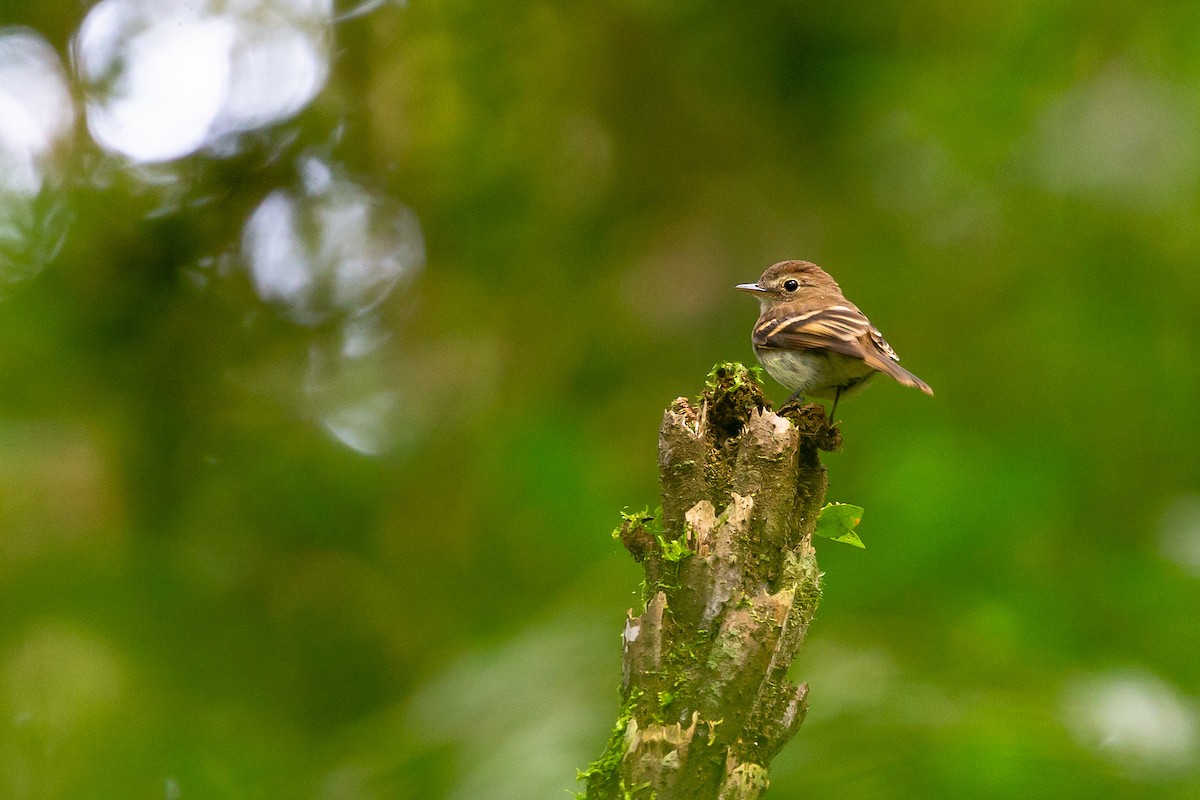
xmin=815 ymin=503 xmax=866 ymax=548
xmin=659 ymin=537 xmax=692 ymax=562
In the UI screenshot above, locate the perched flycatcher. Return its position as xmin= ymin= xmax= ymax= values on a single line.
xmin=737 ymin=260 xmax=933 ymax=418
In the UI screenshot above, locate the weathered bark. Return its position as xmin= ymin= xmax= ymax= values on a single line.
xmin=582 ymin=364 xmax=840 ymax=799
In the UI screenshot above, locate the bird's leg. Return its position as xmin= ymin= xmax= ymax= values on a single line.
xmin=828 ymin=386 xmax=843 ymax=423
xmin=783 ymin=388 xmax=805 ymax=407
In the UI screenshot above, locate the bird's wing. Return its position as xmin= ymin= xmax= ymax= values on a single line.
xmin=752 ymin=305 xmax=872 ymax=359
xmin=755 ymin=305 xmax=934 ymax=395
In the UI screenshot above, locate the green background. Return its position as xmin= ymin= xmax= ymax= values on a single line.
xmin=2 ymin=1 xmax=1199 ymax=798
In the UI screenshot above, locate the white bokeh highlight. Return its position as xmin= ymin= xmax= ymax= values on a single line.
xmin=0 ymin=28 xmax=75 ymax=195
xmin=1061 ymin=670 xmax=1198 ymax=777
xmin=242 ymin=155 xmax=424 ymax=455
xmin=0 ymin=28 xmax=75 ymax=282
xmin=73 ymin=0 xmax=331 ymax=163
xmin=243 ymin=157 xmax=424 ymax=325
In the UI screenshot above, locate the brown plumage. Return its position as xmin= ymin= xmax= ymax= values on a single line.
xmin=736 ymin=260 xmax=932 ymax=415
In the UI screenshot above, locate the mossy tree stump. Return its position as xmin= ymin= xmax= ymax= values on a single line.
xmin=582 ymin=364 xmax=841 ymax=800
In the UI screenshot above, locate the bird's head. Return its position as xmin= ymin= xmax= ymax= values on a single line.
xmin=735 ymin=260 xmax=841 ymax=311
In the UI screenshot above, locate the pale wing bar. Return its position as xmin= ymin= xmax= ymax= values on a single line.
xmin=753 ymin=305 xmax=873 ymax=359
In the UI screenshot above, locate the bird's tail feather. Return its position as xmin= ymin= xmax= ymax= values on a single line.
xmin=867 ymin=354 xmax=934 ymax=396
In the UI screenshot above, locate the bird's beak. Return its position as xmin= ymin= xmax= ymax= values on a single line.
xmin=735 ymin=283 xmax=769 ymax=295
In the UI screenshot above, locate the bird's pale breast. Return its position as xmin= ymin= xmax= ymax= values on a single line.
xmin=755 ymin=347 xmax=875 ymax=399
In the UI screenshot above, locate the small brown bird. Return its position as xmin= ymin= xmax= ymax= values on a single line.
xmin=737 ymin=260 xmax=933 ymax=418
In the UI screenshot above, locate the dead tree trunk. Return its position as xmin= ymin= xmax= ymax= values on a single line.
xmin=581 ymin=364 xmax=841 ymax=800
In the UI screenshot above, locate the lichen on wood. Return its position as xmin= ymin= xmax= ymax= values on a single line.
xmin=581 ymin=363 xmax=840 ymax=800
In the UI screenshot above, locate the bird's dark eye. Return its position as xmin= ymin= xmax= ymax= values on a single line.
xmin=782 ymin=279 xmax=800 ymax=292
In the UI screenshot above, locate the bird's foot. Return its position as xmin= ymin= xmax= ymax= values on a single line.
xmin=778 ymin=391 xmax=806 ymax=413
xmin=776 ymin=401 xmax=843 ymax=451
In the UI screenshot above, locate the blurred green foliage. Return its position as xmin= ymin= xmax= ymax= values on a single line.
xmin=1 ymin=0 xmax=1200 ymax=798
